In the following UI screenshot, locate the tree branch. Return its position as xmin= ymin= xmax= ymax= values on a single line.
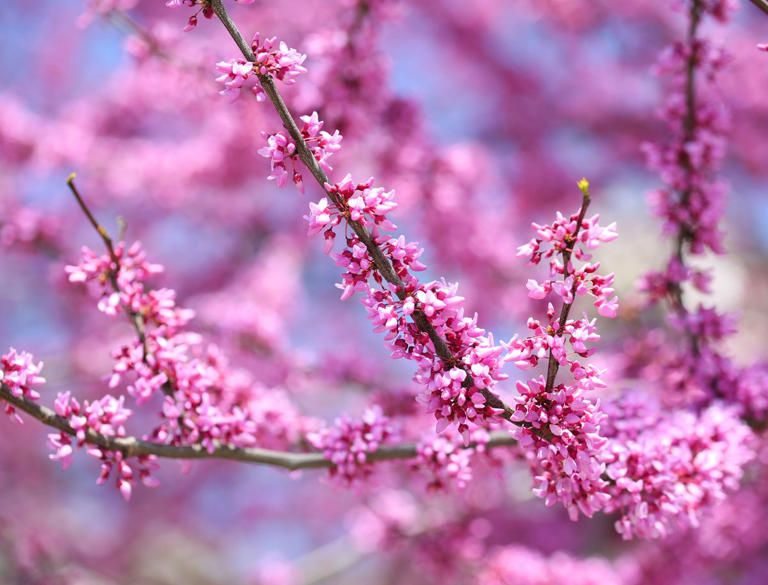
xmin=0 ymin=383 xmax=517 ymax=472
xmin=668 ymin=0 xmax=703 ymax=354
xmin=544 ymin=189 xmax=591 ymax=392
xmin=67 ymin=174 xmax=151 ymax=362
xmin=747 ymin=0 xmax=768 ymax=16
xmin=207 ymin=0 xmax=517 ymax=422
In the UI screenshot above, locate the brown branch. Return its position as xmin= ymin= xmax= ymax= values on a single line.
xmin=668 ymin=0 xmax=703 ymax=355
xmin=747 ymin=0 xmax=768 ymax=16
xmin=65 ymin=175 xmax=187 ymax=404
xmin=67 ymin=173 xmax=118 ymax=260
xmin=107 ymin=11 xmax=172 ymax=60
xmin=544 ymin=187 xmax=591 ymax=392
xmin=0 ymin=383 xmax=517 ymax=471
xmin=66 ymin=174 xmax=150 ymax=360
xmin=207 ymin=0 xmax=517 ymax=422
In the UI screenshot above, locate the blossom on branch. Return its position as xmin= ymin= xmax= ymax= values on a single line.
xmin=0 ymin=348 xmax=45 ymax=423
xmin=48 ymin=391 xmax=159 ymax=500
xmin=308 ymin=405 xmax=394 ymax=485
xmin=215 ymin=34 xmax=306 ymax=100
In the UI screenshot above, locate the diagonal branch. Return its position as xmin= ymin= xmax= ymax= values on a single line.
xmin=0 ymin=383 xmax=517 ymax=472
xmin=207 ymin=0 xmax=517 ymax=421
xmin=747 ymin=0 xmax=768 ymax=16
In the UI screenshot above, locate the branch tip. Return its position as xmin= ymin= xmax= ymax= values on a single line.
xmin=577 ymin=177 xmax=590 ymax=197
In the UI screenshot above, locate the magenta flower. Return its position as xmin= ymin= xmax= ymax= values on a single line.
xmin=1 ymin=348 xmax=45 ymax=423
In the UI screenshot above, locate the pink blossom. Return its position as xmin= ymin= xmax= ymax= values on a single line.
xmin=259 ymin=113 xmax=342 ymax=190
xmin=214 ymin=35 xmax=306 ymax=100
xmin=215 ymin=59 xmax=255 ymax=99
xmin=48 ymin=391 xmax=159 ymax=499
xmin=412 ymin=430 xmax=484 ymax=491
xmin=602 ymin=394 xmax=754 ymax=539
xmin=478 ymin=546 xmax=623 ymax=585
xmin=307 ymin=406 xmax=394 ymax=485
xmin=0 ymin=348 xmax=45 ymax=423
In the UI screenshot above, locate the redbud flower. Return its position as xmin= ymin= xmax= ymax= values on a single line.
xmin=308 ymin=406 xmax=394 ymax=485
xmin=1 ymin=348 xmax=45 ymax=423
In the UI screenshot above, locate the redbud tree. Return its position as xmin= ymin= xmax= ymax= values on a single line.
xmin=2 ymin=0 xmax=768 ymax=583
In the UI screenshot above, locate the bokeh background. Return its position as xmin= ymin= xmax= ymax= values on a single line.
xmin=1 ymin=1 xmax=768 ymax=583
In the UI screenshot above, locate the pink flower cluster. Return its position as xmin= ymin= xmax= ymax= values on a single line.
xmin=690 ymin=0 xmax=738 ymax=21
xmin=638 ymin=257 xmax=711 ymax=304
xmin=412 ymin=430 xmax=486 ymax=491
xmin=511 ymin=376 xmax=610 ymax=521
xmin=167 ymin=0 xmax=256 ymax=33
xmin=215 ymin=34 xmax=306 ymax=100
xmin=164 ymin=0 xmax=210 ymax=32
xmin=0 ymin=204 xmax=60 ymax=250
xmin=639 ymin=1 xmax=753 ymax=411
xmin=602 ymin=393 xmax=754 ymax=539
xmin=258 ymin=112 xmax=342 ymax=190
xmin=669 ymin=305 xmax=736 ymax=342
xmin=48 ymin=391 xmax=158 ymax=500
xmin=307 ymin=174 xmax=399 ymax=254
xmin=307 ymin=406 xmax=394 ymax=484
xmin=65 ymin=241 xmax=165 ymax=318
xmin=733 ymin=363 xmax=768 ymax=421
xmin=516 ymin=208 xmax=618 ymax=318
xmin=79 ymin=0 xmax=138 ymax=28
xmin=406 ymin=283 xmax=509 ymax=441
xmin=147 ymin=348 xmax=308 ymax=454
xmin=506 ymin=192 xmax=618 ymax=520
xmin=642 ymin=32 xmax=730 ymax=272
xmin=67 ymin=242 xmax=308 ymax=468
xmin=305 ymin=174 xmax=508 ymax=441
xmin=478 ymin=546 xmax=622 ymax=585
xmin=0 ymin=348 xmax=45 ymax=423
xmin=507 ymin=303 xmax=603 ymax=371
xmin=620 ymin=326 xmax=738 ymax=408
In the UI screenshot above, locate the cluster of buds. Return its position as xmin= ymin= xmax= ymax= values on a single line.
xmin=506 ymin=181 xmax=618 ymax=520
xmin=66 ymin=241 xmax=309 ymax=494
xmin=601 ymin=393 xmax=754 ymax=539
xmin=215 ymin=34 xmax=306 ymax=100
xmin=258 ymin=112 xmax=342 ymax=191
xmin=0 ymin=348 xmax=45 ymax=423
xmin=48 ymin=391 xmax=159 ymax=500
xmin=308 ymin=406 xmax=394 ymax=485
xmin=412 ymin=429 xmax=489 ymax=491
xmin=304 ymin=172 xmax=509 ymax=442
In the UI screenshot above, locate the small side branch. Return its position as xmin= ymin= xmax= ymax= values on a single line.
xmin=67 ymin=173 xmax=118 ymax=261
xmin=66 ymin=175 xmax=160 ymax=387
xmin=544 ymin=188 xmax=591 ymax=392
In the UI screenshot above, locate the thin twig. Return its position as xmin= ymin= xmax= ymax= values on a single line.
xmin=67 ymin=173 xmax=118 ymax=260
xmin=0 ymin=383 xmax=517 ymax=471
xmin=747 ymin=0 xmax=768 ymax=16
xmin=67 ymin=174 xmax=150 ymax=359
xmin=669 ymin=0 xmax=702 ymax=355
xmin=65 ymin=175 xmax=184 ymax=403
xmin=108 ymin=11 xmax=171 ymax=60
